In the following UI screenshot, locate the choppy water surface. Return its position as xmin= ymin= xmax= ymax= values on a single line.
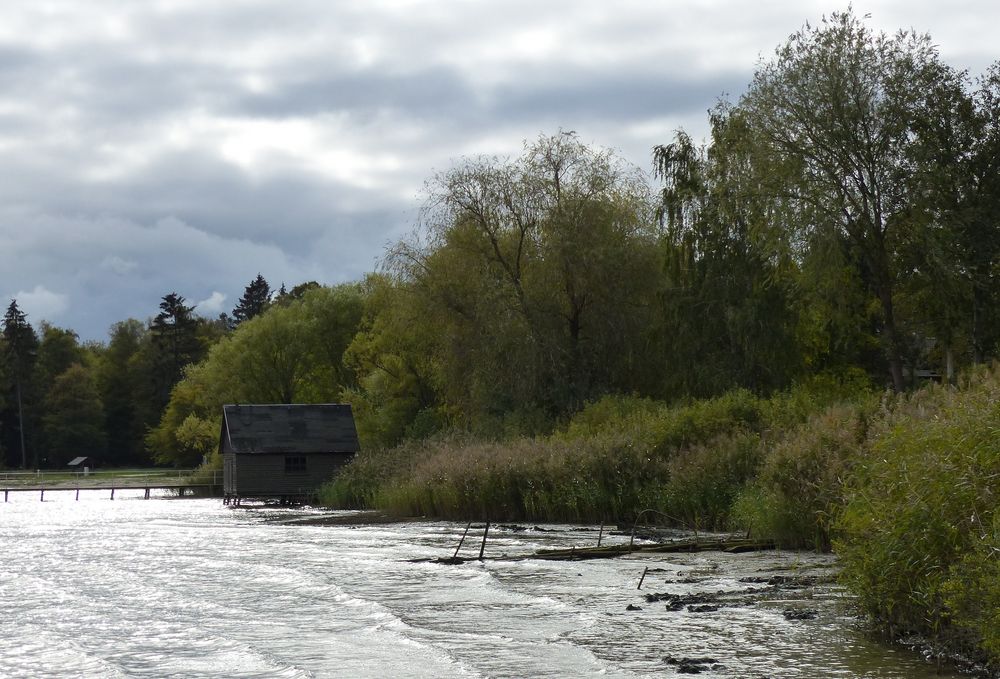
xmin=0 ymin=491 xmax=959 ymax=678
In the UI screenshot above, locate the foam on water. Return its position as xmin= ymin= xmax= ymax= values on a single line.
xmin=0 ymin=496 xmax=966 ymax=678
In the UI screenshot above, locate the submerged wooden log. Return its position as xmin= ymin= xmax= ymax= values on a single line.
xmin=532 ymin=537 xmax=775 ymax=560
xmin=414 ymin=536 xmax=776 ymax=564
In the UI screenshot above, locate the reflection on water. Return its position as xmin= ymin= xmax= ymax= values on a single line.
xmin=0 ymin=491 xmax=959 ymax=678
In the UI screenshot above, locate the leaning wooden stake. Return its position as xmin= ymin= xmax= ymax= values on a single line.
xmin=637 ymin=566 xmax=649 ymax=590
xmin=453 ymin=521 xmax=473 ymax=558
xmin=597 ymin=520 xmax=605 ymax=547
xmin=478 ymin=521 xmax=490 ymax=561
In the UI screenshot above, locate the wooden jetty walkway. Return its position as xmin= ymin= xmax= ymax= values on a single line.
xmin=0 ymin=469 xmax=222 ymax=502
xmin=2 ymin=483 xmax=221 ymax=502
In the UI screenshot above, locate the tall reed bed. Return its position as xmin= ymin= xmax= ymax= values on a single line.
xmin=319 ymin=380 xmax=859 ymax=527
xmin=836 ymin=367 xmax=1000 ymax=666
xmin=731 ymin=402 xmax=873 ymax=549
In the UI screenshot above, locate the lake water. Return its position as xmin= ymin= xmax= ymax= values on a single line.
xmin=0 ymin=490 xmax=961 ymax=678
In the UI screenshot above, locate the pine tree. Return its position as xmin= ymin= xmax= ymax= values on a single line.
xmin=231 ymin=274 xmax=271 ymax=326
xmin=149 ymin=293 xmax=202 ymax=412
xmin=2 ymin=300 xmax=39 ymax=468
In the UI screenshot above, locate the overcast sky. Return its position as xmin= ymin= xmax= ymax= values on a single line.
xmin=1 ymin=0 xmax=997 ymax=341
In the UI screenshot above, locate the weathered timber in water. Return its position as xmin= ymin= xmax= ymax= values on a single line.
xmin=415 ymin=536 xmax=776 ymax=564
xmin=531 ymin=537 xmax=776 ymax=560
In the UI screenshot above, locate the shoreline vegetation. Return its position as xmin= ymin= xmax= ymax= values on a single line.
xmin=316 ymin=367 xmax=1000 ymax=674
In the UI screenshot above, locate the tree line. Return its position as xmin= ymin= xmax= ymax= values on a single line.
xmin=0 ymin=277 xmax=313 ymax=468
xmin=2 ymin=9 xmax=998 ymax=468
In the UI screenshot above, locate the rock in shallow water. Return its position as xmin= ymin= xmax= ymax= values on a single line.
xmin=663 ymin=655 xmax=723 ymax=674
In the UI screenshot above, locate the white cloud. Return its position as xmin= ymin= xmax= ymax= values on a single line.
xmin=100 ymin=255 xmax=139 ymax=275
xmin=195 ymin=291 xmax=227 ymax=315
xmin=10 ymin=285 xmax=70 ymax=324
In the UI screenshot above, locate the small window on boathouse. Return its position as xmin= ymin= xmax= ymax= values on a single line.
xmin=284 ymin=455 xmax=307 ymax=473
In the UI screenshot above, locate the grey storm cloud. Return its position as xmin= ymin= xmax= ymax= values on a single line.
xmin=235 ymin=68 xmax=479 ymax=120
xmin=0 ymin=0 xmax=997 ymax=340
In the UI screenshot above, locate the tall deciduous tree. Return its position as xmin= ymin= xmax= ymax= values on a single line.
xmin=344 ymin=274 xmax=441 ymax=446
xmin=739 ymin=10 xmax=962 ymax=391
xmin=389 ymin=132 xmax=659 ymax=427
xmin=653 ymin=108 xmax=803 ymax=396
xmin=34 ymin=323 xmax=87 ymax=463
xmin=96 ymin=319 xmax=148 ymax=465
xmin=35 ymin=324 xmax=85 ymax=395
xmin=906 ymin=61 xmax=1000 ymax=369
xmin=42 ymin=363 xmax=106 ymax=467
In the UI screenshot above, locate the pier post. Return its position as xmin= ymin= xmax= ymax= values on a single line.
xmin=144 ymin=488 xmax=150 ymax=499
xmin=40 ymin=489 xmax=44 ymax=502
xmin=478 ymin=521 xmax=490 ymax=561
xmin=4 ymin=490 xmax=8 ymax=502
xmin=75 ymin=488 xmax=80 ymax=501
xmin=598 ymin=520 xmax=604 ymax=547
xmin=110 ymin=488 xmax=115 ymax=500
xmin=453 ymin=521 xmax=473 ymax=558
xmin=637 ymin=566 xmax=649 ymax=590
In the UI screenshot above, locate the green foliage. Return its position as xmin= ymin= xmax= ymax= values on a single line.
xmin=1 ymin=299 xmax=39 ymax=468
xmin=231 ymin=274 xmax=271 ymax=326
xmin=95 ymin=320 xmax=148 ymax=465
xmin=35 ymin=324 xmax=85 ymax=393
xmin=733 ymin=402 xmax=871 ymax=549
xmin=41 ymin=363 xmax=106 ymax=467
xmin=381 ymin=132 xmax=661 ymax=430
xmin=653 ymin=113 xmax=804 ymax=397
xmin=740 ymin=9 xmax=968 ymax=391
xmin=344 ymin=275 xmax=439 ymax=448
xmin=147 ymin=292 xmax=205 ymax=414
xmin=836 ymin=366 xmax=1000 ymax=662
xmin=174 ymin=414 xmax=218 ymax=463
xmin=148 ymin=284 xmax=364 ymax=465
xmin=660 ymin=432 xmax=762 ymax=531
xmin=560 ymin=390 xmax=764 ymax=451
xmin=321 ymin=386 xmax=847 ymax=528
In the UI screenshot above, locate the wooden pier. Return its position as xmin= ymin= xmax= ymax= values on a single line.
xmin=2 ymin=483 xmax=222 ymax=502
xmin=0 ymin=469 xmax=223 ymax=502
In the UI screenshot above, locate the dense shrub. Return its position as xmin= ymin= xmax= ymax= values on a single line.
xmin=732 ymin=403 xmax=870 ymax=549
xmin=322 ymin=388 xmax=798 ymax=524
xmin=342 ymin=434 xmax=671 ymax=523
xmin=836 ymin=367 xmax=1000 ymax=665
xmin=659 ymin=432 xmax=763 ymax=531
xmin=315 ymin=437 xmax=428 ymax=508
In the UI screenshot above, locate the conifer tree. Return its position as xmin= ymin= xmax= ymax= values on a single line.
xmin=2 ymin=300 xmax=39 ymax=468
xmin=231 ymin=274 xmax=271 ymax=326
xmin=149 ymin=293 xmax=202 ymax=412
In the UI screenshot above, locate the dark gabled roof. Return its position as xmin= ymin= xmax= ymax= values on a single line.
xmin=220 ymin=404 xmax=360 ymax=455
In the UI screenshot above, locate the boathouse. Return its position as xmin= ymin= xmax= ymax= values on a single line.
xmin=67 ymin=456 xmax=95 ymax=471
xmin=219 ymin=404 xmax=360 ymax=504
